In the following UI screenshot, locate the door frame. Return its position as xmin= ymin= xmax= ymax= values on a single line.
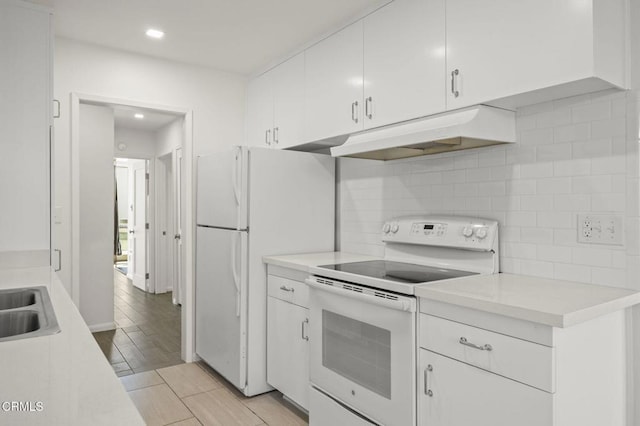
xmin=70 ymin=92 xmax=195 ymax=362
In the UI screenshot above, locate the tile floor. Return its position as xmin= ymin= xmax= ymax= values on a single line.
xmin=122 ymin=362 xmax=309 ymax=426
xmin=93 ymin=270 xmax=183 ymax=376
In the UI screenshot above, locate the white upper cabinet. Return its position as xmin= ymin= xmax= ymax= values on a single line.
xmin=246 ymin=71 xmax=273 ymax=147
xmin=304 ymin=21 xmax=364 ymax=142
xmin=0 ymin=1 xmax=52 ymax=255
xmin=363 ymin=0 xmax=445 ymax=129
xmin=272 ymin=53 xmax=305 ymax=149
xmin=446 ymin=0 xmax=626 ymax=110
xmin=245 ymin=53 xmax=305 ymax=149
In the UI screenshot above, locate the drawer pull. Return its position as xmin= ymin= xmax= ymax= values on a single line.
xmin=279 ymin=285 xmax=295 ymax=292
xmin=459 ymin=337 xmax=493 ymax=351
xmin=424 ymin=364 xmax=433 ymax=397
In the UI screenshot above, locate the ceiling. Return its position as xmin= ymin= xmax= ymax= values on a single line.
xmin=112 ymin=104 xmax=182 ymax=132
xmin=35 ymin=0 xmax=389 ymax=75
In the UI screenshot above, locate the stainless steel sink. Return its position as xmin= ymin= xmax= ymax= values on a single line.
xmin=0 ymin=287 xmax=60 ymax=342
xmin=0 ymin=289 xmax=36 ymax=310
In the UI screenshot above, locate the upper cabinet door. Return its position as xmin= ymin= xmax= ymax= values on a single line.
xmin=246 ymin=71 xmax=274 ymax=147
xmin=445 ymin=0 xmax=625 ymax=110
xmin=272 ymin=53 xmax=305 ymax=149
xmin=304 ymin=21 xmax=364 ymax=142
xmin=363 ymin=0 xmax=445 ymax=129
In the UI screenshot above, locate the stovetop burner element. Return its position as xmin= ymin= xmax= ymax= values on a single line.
xmin=318 ymin=260 xmax=476 ymax=284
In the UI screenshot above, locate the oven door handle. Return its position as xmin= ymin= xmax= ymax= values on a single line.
xmin=306 ymin=279 xmax=416 ymax=312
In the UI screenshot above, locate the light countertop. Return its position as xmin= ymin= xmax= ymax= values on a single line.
xmin=0 ymin=266 xmax=143 ymax=425
xmin=263 ymin=251 xmax=379 ymax=273
xmin=416 ymin=272 xmax=640 ymax=327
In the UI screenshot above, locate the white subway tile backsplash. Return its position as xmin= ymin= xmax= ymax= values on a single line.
xmin=554 ymin=263 xmax=591 ymax=282
xmin=572 ymin=247 xmax=612 ymax=267
xmin=572 ymin=101 xmax=611 ymax=123
xmin=338 ymin=91 xmax=637 ymax=288
xmin=572 ymin=175 xmax=612 ymax=194
xmin=536 ymin=177 xmax=572 ymax=194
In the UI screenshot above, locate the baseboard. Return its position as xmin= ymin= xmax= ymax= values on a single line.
xmin=88 ymin=322 xmax=116 ymax=333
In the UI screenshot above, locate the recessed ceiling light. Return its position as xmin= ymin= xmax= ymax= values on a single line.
xmin=134 ymin=113 xmax=144 ymax=119
xmin=145 ymin=28 xmax=164 ymax=39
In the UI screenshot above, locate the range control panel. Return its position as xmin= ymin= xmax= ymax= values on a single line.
xmin=382 ymin=215 xmax=498 ymax=251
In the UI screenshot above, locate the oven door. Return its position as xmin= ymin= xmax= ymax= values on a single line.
xmin=307 ymin=277 xmax=416 ymax=426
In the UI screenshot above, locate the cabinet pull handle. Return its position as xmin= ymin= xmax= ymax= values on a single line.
xmin=53 ymin=99 xmax=61 ymax=118
xmin=459 ymin=337 xmax=492 ymax=351
xmin=365 ymin=96 xmax=373 ymax=119
xmin=351 ymin=101 xmax=359 ymax=123
xmin=451 ymin=69 xmax=460 ymax=98
xmin=301 ymin=318 xmax=309 ymax=341
xmin=424 ymin=364 xmax=433 ymax=397
xmin=54 ymin=249 xmax=62 ymax=272
xmin=279 ymin=285 xmax=294 ymax=292
xmin=273 ymin=127 xmax=279 ymax=144
xmin=265 ymin=129 xmax=271 ymax=146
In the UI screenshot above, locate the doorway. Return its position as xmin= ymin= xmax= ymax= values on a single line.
xmin=71 ymin=95 xmax=193 ymax=372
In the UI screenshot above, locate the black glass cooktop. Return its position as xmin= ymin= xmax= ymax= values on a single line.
xmin=318 ymin=260 xmax=476 ymax=284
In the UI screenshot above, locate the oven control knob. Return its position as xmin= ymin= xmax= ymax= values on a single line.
xmin=475 ymin=227 xmax=488 ymax=239
xmin=462 ymin=226 xmax=474 ymax=238
xmin=382 ymin=223 xmax=391 ymax=233
xmin=391 ymin=223 xmax=399 ymax=233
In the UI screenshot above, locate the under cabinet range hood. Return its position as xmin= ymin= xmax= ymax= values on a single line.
xmin=330 ymin=105 xmax=516 ymax=161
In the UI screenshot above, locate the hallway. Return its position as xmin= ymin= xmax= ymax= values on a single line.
xmin=93 ymin=270 xmax=183 ymax=376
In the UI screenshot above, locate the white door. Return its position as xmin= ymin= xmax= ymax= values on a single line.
xmin=363 ymin=0 xmax=445 ymax=129
xmin=272 ymin=52 xmax=305 ymax=149
xmin=131 ymin=160 xmax=147 ymax=291
xmin=419 ymin=349 xmax=552 ymax=426
xmin=173 ymin=148 xmax=184 ymax=305
xmin=267 ymin=297 xmax=309 ymax=409
xmin=196 ymin=226 xmax=248 ymax=391
xmin=445 ymin=0 xmax=594 ymax=110
xmin=246 ymin=71 xmax=274 ymax=147
xmin=196 ymin=147 xmax=248 ymax=230
xmin=304 ymin=21 xmax=364 ymax=142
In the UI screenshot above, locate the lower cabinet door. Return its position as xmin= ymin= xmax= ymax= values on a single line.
xmin=418 ymin=349 xmax=552 ymax=426
xmin=267 ymin=296 xmax=309 ymax=409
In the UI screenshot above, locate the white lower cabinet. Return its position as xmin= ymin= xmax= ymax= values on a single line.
xmin=419 ymin=349 xmax=551 ymax=426
xmin=267 ymin=272 xmax=310 ymax=410
xmin=418 ymin=303 xmax=628 ymax=426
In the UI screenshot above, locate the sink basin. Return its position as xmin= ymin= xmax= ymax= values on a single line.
xmin=0 ymin=289 xmax=36 ymax=310
xmin=0 ymin=287 xmax=60 ymax=342
xmin=0 ymin=311 xmax=40 ymax=338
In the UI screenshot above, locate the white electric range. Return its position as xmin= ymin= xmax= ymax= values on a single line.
xmin=306 ymin=215 xmax=499 ymax=426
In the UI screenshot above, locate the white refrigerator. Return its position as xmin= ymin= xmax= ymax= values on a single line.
xmin=195 ymin=146 xmax=335 ymax=396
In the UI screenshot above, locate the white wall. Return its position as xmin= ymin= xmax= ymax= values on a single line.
xmin=54 ymin=39 xmax=246 ymax=336
xmin=78 ymin=103 xmax=115 ymax=329
xmin=156 ymin=118 xmax=183 ymax=157
xmin=53 ymin=37 xmax=246 ymax=302
xmin=114 ymin=126 xmax=157 ymax=158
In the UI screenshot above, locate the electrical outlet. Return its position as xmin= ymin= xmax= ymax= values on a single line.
xmin=577 ymin=214 xmax=624 ymax=246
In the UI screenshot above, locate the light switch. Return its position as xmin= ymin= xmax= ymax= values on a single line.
xmin=54 ymin=206 xmax=63 ymax=225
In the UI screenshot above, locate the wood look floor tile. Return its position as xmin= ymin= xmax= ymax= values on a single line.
xmin=128 ymin=384 xmax=193 ymax=426
xmin=157 ymin=363 xmax=222 ymax=398
xmin=116 ymin=369 xmax=134 ymax=377
xmin=183 ymin=388 xmax=263 ymax=426
xmin=243 ymin=392 xmax=308 ymax=426
xmin=111 ymin=361 xmax=132 ymax=373
xmin=168 ymin=418 xmax=203 ymax=426
xmin=120 ymin=370 xmax=165 ymax=391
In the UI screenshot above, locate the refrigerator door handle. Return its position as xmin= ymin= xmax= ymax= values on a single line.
xmin=232 ymin=147 xmax=242 ymax=206
xmin=231 ymin=232 xmax=241 ymax=317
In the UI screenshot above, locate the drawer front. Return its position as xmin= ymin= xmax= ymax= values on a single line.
xmin=420 ymin=314 xmax=555 ymax=392
xmin=267 ymin=275 xmax=309 ymax=307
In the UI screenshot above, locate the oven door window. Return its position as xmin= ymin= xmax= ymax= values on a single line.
xmin=322 ymin=310 xmax=391 ymax=399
